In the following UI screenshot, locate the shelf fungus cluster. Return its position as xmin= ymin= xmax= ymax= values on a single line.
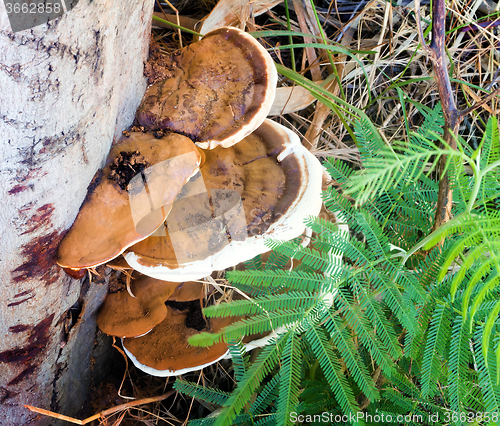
xmin=56 ymin=27 xmax=324 ymax=376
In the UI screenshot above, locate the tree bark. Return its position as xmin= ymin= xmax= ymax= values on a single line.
xmin=0 ymin=1 xmax=153 ymax=424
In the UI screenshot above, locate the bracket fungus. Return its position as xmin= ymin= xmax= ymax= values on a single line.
xmin=122 ymin=307 xmax=234 ymax=377
xmin=96 ymin=273 xmax=178 ymax=338
xmin=137 ymin=26 xmax=277 ymax=149
xmin=124 ymin=119 xmax=323 ymax=281
xmin=97 ymin=270 xmax=208 ymax=338
xmin=58 ymin=24 xmax=327 ymax=378
xmin=95 ymin=270 xmax=230 ymax=377
xmin=56 ymin=132 xmax=203 ymax=271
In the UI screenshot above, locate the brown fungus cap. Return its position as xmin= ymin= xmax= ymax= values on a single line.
xmin=169 ymin=281 xmax=205 ymax=302
xmin=137 ymin=27 xmax=277 ymax=150
xmin=96 ymin=274 xmax=179 ymax=338
xmin=122 ymin=308 xmax=234 ymax=377
xmin=56 ymin=132 xmax=202 ymax=270
xmin=123 ymin=119 xmax=324 ymax=282
xmin=126 ymin=119 xmax=296 ymax=271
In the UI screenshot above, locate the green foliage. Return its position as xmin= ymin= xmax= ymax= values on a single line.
xmin=174 ymin=107 xmax=500 ymax=426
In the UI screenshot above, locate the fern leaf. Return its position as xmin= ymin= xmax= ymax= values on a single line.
xmin=355 ymin=115 xmax=386 ymax=161
xmin=276 ymin=332 xmax=302 ymax=426
xmin=249 ymin=376 xmax=280 ymax=415
xmin=473 ymin=326 xmax=500 ymax=413
xmin=189 ymin=311 xmax=303 ymax=346
xmin=448 ymin=316 xmax=472 ymax=415
xmin=214 ymin=335 xmax=288 ymax=426
xmin=482 ymin=300 xmax=500 ymax=371
xmin=204 ymin=292 xmax=323 ymax=318
xmin=347 ymin=142 xmax=460 ymax=206
xmin=228 ymin=341 xmax=249 ymax=383
xmin=352 ymin=279 xmax=402 ymax=359
xmin=335 ymin=288 xmax=395 ymax=375
xmin=226 ymin=269 xmax=340 ymax=293
xmin=173 ymin=380 xmax=230 ymax=406
xmin=244 ymin=254 xmax=263 ymax=271
xmin=303 ymin=322 xmax=360 ymax=418
xmin=324 ymin=315 xmax=379 ymax=401
xmin=420 ymin=303 xmax=451 ymax=397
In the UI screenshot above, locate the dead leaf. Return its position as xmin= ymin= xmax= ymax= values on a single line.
xmin=199 ymin=0 xmax=282 ymax=35
xmin=268 ymin=83 xmax=321 ymax=116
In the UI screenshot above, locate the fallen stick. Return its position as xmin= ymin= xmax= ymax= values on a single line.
xmin=25 ymin=390 xmax=174 ymax=425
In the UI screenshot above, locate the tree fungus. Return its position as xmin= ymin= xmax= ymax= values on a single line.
xmin=58 ymin=26 xmax=325 ymax=377
xmin=124 ymin=119 xmax=323 ymax=282
xmin=57 ymin=132 xmax=202 ymax=270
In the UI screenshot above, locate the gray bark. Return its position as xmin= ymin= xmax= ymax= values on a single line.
xmin=0 ymin=1 xmax=154 ymax=424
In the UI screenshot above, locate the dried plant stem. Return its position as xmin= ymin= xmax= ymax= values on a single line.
xmin=416 ymin=0 xmax=459 ymax=231
xmin=415 ymin=0 xmax=499 ymax=232
xmin=24 ymin=391 xmax=174 ymax=425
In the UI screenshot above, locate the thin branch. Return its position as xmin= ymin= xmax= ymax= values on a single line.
xmin=416 ymin=0 xmax=460 ymax=232
xmin=414 ymin=0 xmax=431 ymax=53
xmin=415 ymin=0 xmax=500 ymax=233
xmin=25 ymin=391 xmax=175 ymax=425
xmin=461 ymin=86 xmax=500 ymax=116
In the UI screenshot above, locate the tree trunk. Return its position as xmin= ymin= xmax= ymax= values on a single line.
xmin=0 ymin=1 xmax=154 ymax=424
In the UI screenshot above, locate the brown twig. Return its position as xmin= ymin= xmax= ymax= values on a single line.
xmin=461 ymin=86 xmax=500 ymax=116
xmin=24 ymin=391 xmax=175 ymax=425
xmin=415 ymin=0 xmax=500 ymax=232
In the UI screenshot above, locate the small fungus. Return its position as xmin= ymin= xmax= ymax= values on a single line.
xmin=96 ymin=273 xmax=176 ymax=338
xmin=122 ymin=307 xmax=234 ymax=377
xmin=97 ymin=272 xmax=206 ymax=338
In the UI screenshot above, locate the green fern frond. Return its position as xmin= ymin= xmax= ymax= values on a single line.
xmin=173 ymin=380 xmax=230 ymax=406
xmin=448 ymin=316 xmax=472 ymax=415
xmin=335 ymin=288 xmax=395 ymax=375
xmin=214 ymin=335 xmax=288 ymax=426
xmin=355 ymin=115 xmax=386 ymax=161
xmin=468 ymin=268 xmax=500 ymax=325
xmin=323 ymin=157 xmax=356 ymax=185
xmin=381 ymin=388 xmax=416 ymax=414
xmin=438 ymin=216 xmax=500 ymax=283
xmin=473 ymin=326 xmax=500 ymax=413
xmin=228 ymin=341 xmax=249 ymax=383
xmin=322 ymin=185 xmax=356 ymax=219
xmin=324 ymin=315 xmax=379 ymax=402
xmin=303 ymin=321 xmax=361 ymax=419
xmin=347 ymin=141 xmax=462 ymax=206
xmin=482 ymin=300 xmax=500 ymax=372
xmin=277 ymin=332 xmax=302 ymax=426
xmin=265 ymin=249 xmax=293 ymax=271
xmin=203 ymin=292 xmax=324 ymax=318
xmin=225 ymin=269 xmax=339 ymax=293
xmin=299 ymin=379 xmax=337 ymax=414
xmin=352 ymin=280 xmax=402 ymax=360
xmin=265 ymin=239 xmax=339 ymax=273
xmin=189 ymin=311 xmax=303 ymax=347
xmin=388 ymin=371 xmax=420 ymax=397
xmin=420 ymin=303 xmax=452 ymax=397
xmin=244 ymin=254 xmax=263 ymax=271
xmin=411 ymin=103 xmax=444 ymax=142
xmin=354 ymin=211 xmax=392 ymax=257
xmin=255 ymin=414 xmax=279 ymax=426
xmin=480 ymin=116 xmax=500 ymax=169
xmin=249 ymin=376 xmax=280 ymax=415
